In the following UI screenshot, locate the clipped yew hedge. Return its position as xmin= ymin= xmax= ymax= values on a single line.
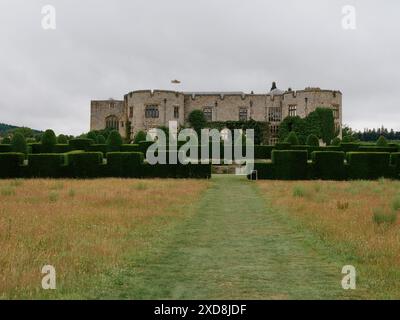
xmin=272 ymin=150 xmax=308 ymax=180
xmin=27 ymin=154 xmax=67 ymax=178
xmin=106 ymin=152 xmax=144 ymax=177
xmin=311 ymin=151 xmax=345 ymax=180
xmin=0 ymin=153 xmax=24 ymax=178
xmin=347 ymin=152 xmax=391 ymax=180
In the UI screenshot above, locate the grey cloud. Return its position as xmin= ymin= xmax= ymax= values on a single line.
xmin=0 ymin=0 xmax=399 ymax=135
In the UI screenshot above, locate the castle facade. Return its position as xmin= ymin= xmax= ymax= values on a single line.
xmin=90 ymin=83 xmax=342 ymax=144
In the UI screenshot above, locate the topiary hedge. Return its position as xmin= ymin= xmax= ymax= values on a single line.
xmin=0 ymin=144 xmax=12 ymax=153
xmin=347 ymin=152 xmax=391 ymax=180
xmin=27 ymin=154 xmax=67 ymax=178
xmin=120 ymin=144 xmax=140 ymax=153
xmin=0 ymin=153 xmax=24 ymax=178
xmin=358 ymin=146 xmax=398 ymax=153
xmin=68 ymin=138 xmax=94 ymax=151
xmin=391 ymin=153 xmax=400 ymax=178
xmin=250 ymin=162 xmax=275 ymax=179
xmin=311 ymin=151 xmax=346 ymax=180
xmin=67 ymin=151 xmax=104 ymax=178
xmin=106 ymin=152 xmax=144 ymax=177
xmin=272 ymin=150 xmax=308 ymax=180
xmin=87 ymin=144 xmax=108 ymax=154
xmin=254 ymin=146 xmax=274 ymax=159
xmin=54 ymin=144 xmax=71 ymax=153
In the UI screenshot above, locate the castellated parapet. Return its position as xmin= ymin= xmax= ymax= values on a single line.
xmin=90 ymin=83 xmax=342 ymax=145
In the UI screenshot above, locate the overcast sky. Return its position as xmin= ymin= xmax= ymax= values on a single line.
xmin=0 ymin=0 xmax=399 ymax=135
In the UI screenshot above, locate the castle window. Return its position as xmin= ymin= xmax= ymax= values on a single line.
xmin=270 ymin=124 xmax=280 ymax=136
xmin=105 ymin=115 xmax=119 ymax=130
xmin=268 ymin=107 xmax=282 ymax=122
xmin=332 ymin=105 xmax=340 ymax=119
xmin=174 ymin=106 xmax=179 ymax=119
xmin=239 ymin=108 xmax=248 ymax=121
xmin=145 ymin=105 xmax=159 ymax=118
xmin=288 ymin=105 xmax=297 ymax=117
xmin=129 ymin=107 xmax=133 ymax=118
xmin=203 ymin=107 xmax=213 ymax=122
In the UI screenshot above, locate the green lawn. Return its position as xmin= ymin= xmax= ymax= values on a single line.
xmin=81 ymin=175 xmax=360 ymax=299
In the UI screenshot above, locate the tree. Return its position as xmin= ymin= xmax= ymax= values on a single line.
xmin=376 ymin=135 xmax=388 ymax=147
xmin=285 ymin=131 xmax=299 ymax=146
xmin=107 ymin=130 xmax=123 ymax=151
xmin=87 ymin=131 xmax=97 ymax=142
xmin=11 ymin=132 xmax=27 ymax=154
xmin=331 ymin=137 xmax=341 ymax=146
xmin=57 ymin=134 xmax=68 ymax=144
xmin=306 ymin=134 xmax=319 ymax=146
xmin=41 ymin=129 xmax=57 ymax=153
xmin=188 ymin=110 xmax=207 ymax=134
xmin=96 ymin=134 xmax=106 ymax=144
xmin=315 ymin=108 xmax=335 ymax=145
xmin=2 ymin=137 xmax=11 ymax=144
xmin=278 ymin=116 xmax=307 ymax=143
xmin=11 ymin=127 xmax=34 ymax=138
xmin=133 ymin=130 xmax=147 ymax=144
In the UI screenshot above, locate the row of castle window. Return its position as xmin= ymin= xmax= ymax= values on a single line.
xmin=135 ymin=104 xmax=339 ymax=121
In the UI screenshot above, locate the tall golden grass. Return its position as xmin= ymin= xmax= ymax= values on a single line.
xmin=0 ymin=178 xmax=209 ymax=298
xmin=258 ymin=179 xmax=400 ymax=298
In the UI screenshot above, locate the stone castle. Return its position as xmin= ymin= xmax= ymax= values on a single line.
xmin=90 ymin=82 xmax=342 ymax=144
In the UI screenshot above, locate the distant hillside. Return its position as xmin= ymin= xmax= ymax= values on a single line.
xmin=0 ymin=123 xmax=42 ymax=136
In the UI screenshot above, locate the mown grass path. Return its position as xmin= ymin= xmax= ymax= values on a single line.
xmin=93 ymin=175 xmax=357 ymax=299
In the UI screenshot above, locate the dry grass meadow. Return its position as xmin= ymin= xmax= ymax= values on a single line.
xmin=0 ymin=178 xmax=209 ymax=298
xmin=257 ymin=179 xmax=400 ymax=299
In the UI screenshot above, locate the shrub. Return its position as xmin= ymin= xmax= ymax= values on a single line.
xmin=247 ymin=163 xmax=275 ymax=180
xmin=41 ymin=129 xmax=57 ymax=153
xmin=106 ymin=130 xmax=123 ymax=152
xmin=340 ymin=143 xmax=360 ymax=153
xmin=87 ymin=144 xmax=107 ymax=154
xmin=306 ymin=134 xmax=319 ymax=147
xmin=67 ymin=152 xmax=104 ymax=178
xmin=2 ymin=137 xmax=11 ymax=144
xmin=49 ymin=191 xmax=59 ymax=202
xmin=311 ymin=151 xmax=345 ymax=180
xmin=54 ymin=144 xmax=71 ymax=153
xmin=120 ymin=144 xmax=140 ymax=153
xmin=57 ymin=134 xmax=68 ymax=144
xmin=87 ymin=131 xmax=98 ymax=143
xmin=28 ymin=143 xmax=42 ymax=154
xmin=11 ymin=133 xmax=27 ymax=154
xmin=372 ymin=208 xmax=397 ymax=225
xmin=27 ymin=154 xmax=67 ymax=178
xmin=139 ymin=141 xmax=155 ymax=155
xmin=284 ymin=131 xmax=299 ymax=146
xmin=0 ymin=153 xmax=24 ymax=178
xmin=68 ymin=138 xmax=94 ymax=151
xmin=274 ymin=142 xmax=291 ymax=150
xmin=96 ymin=134 xmax=106 ymax=144
xmin=106 ymin=152 xmax=144 ymax=178
xmin=392 ymin=153 xmax=400 ymax=177
xmin=133 ymin=130 xmax=147 ymax=144
xmin=376 ymin=135 xmax=388 ymax=147
xmin=254 ymin=145 xmax=274 ymax=159
xmin=347 ymin=152 xmax=391 ymax=180
xmin=272 ymin=150 xmax=308 ymax=180
xmin=358 ymin=146 xmax=398 ymax=153
xmin=0 ymin=144 xmax=12 ymax=153
xmin=331 ymin=137 xmax=341 ymax=146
